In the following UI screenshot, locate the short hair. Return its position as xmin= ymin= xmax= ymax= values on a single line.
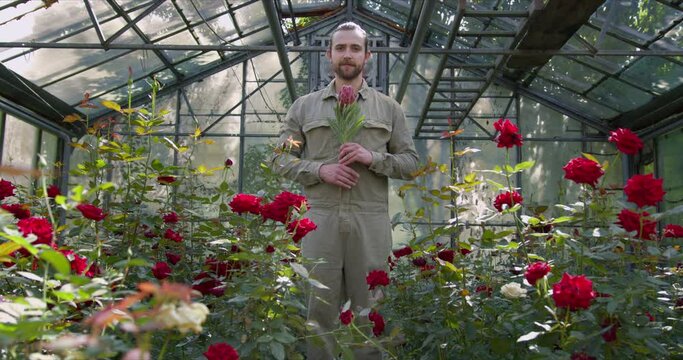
xmin=329 ymin=22 xmax=369 ymax=53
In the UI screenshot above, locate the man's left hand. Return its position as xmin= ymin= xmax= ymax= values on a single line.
xmin=339 ymin=143 xmax=372 ymax=166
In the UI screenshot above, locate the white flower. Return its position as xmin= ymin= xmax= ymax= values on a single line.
xmin=157 ymin=302 xmax=210 ymax=333
xmin=501 ymin=282 xmax=527 ymax=299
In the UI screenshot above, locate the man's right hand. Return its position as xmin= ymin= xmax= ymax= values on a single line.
xmin=319 ymin=164 xmax=359 ymax=189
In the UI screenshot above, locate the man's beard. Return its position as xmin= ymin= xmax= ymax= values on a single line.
xmin=334 ymin=62 xmax=364 ymax=81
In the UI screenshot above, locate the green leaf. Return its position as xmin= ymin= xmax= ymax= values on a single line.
xmin=0 ymin=231 xmax=38 ymax=256
xmin=151 ymin=159 xmax=164 ymax=171
xmin=17 ymin=271 xmax=44 ymax=282
xmin=39 ymin=249 xmax=70 ymax=276
xmin=290 ymin=263 xmax=309 ymax=278
xmin=71 ymin=185 xmax=84 ymax=202
xmin=513 ymin=160 xmax=535 ymax=172
xmin=551 ymin=216 xmax=574 ymax=224
xmin=101 ymin=100 xmax=121 ymax=112
xmin=486 ymin=179 xmax=506 ymax=191
xmin=517 ymin=331 xmax=542 ymax=342
xmin=269 ymin=342 xmax=286 ymax=360
xmin=272 ymin=332 xmax=296 ymax=344
xmin=582 ymin=152 xmax=599 ymax=163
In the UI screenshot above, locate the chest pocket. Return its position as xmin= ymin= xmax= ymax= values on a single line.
xmin=302 ymin=119 xmax=337 ymax=161
xmin=360 ymin=118 xmax=392 ymax=153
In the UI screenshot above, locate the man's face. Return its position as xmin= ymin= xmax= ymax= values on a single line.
xmin=327 ymin=29 xmax=371 ymax=81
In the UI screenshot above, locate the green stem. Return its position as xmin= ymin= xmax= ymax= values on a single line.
xmin=158 ymin=334 xmax=171 ymax=360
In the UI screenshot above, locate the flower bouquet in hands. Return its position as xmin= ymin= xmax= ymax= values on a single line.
xmin=330 ymin=85 xmax=365 ymax=143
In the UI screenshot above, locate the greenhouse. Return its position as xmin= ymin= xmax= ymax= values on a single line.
xmin=0 ymin=0 xmax=682 ymax=359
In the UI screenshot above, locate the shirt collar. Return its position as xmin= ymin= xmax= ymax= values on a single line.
xmin=322 ymin=78 xmax=370 ymax=100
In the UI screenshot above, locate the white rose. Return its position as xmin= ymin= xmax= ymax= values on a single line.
xmin=500 ymin=282 xmax=527 ymax=299
xmin=157 ymin=302 xmax=210 ymax=333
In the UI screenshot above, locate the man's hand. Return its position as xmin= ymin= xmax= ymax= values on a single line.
xmin=319 ymin=164 xmax=359 ymax=189
xmin=339 ymin=143 xmax=372 ymax=166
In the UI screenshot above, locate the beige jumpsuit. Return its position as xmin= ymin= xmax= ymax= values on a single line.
xmin=272 ymin=79 xmax=418 ymax=359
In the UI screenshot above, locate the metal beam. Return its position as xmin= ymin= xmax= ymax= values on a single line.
xmin=415 ymin=0 xmax=467 ymax=137
xmin=262 ymin=0 xmax=298 ymax=103
xmin=83 ymin=0 xmax=106 ymax=47
xmin=2 ymin=41 xmax=683 ymax=56
xmin=394 ymin=0 xmax=436 ymax=103
xmin=104 ymin=0 xmax=165 ymax=47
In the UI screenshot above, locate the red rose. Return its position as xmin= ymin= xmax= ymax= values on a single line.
xmin=162 ymin=212 xmax=179 ymax=224
xmin=570 ymin=352 xmax=596 ymax=360
xmin=76 ymin=204 xmax=107 ymax=221
xmin=1 ymin=204 xmax=31 ymax=219
xmin=493 ymin=191 xmax=523 ymax=212
xmin=286 ymin=218 xmax=317 ymax=243
xmin=224 ymin=158 xmax=234 ymax=168
xmin=151 ymin=261 xmax=172 ymax=280
xmin=437 ymin=249 xmax=455 ymax=263
xmin=475 ymin=285 xmax=493 ymax=297
xmin=493 ymin=118 xmax=523 ymax=148
xmin=368 ymin=310 xmax=385 ymax=336
xmin=165 ymin=252 xmax=181 ymax=265
xmin=47 ymin=184 xmax=61 ymax=198
xmin=664 ymin=224 xmax=683 ymax=238
xmin=645 ymin=311 xmax=655 ymax=322
xmin=366 ymin=269 xmax=390 ymax=290
xmin=600 ymin=317 xmax=619 ymax=342
xmin=157 ymin=176 xmax=176 ymax=185
xmin=17 ymin=217 xmax=53 ymax=245
xmin=260 ymin=191 xmax=307 ymax=223
xmin=412 ymin=257 xmax=427 ymax=267
xmin=392 ymin=246 xmax=413 ymax=258
xmin=624 ymin=174 xmax=665 ymax=208
xmin=551 ymin=273 xmax=596 ymax=311
xmin=563 ymin=157 xmax=604 ymax=188
xmin=265 ymin=245 xmax=275 ymax=253
xmin=459 ymin=248 xmax=472 ymax=256
xmin=205 ymin=258 xmax=242 ymax=278
xmin=0 ymin=179 xmax=16 ymax=200
xmin=339 ymin=309 xmax=353 ymax=325
xmin=608 ymin=128 xmax=643 ymax=155
xmin=193 ymin=272 xmax=225 ymax=297
xmin=229 ymin=194 xmax=262 ymax=215
xmin=203 ymin=342 xmax=239 ymax=360
xmin=616 ymin=209 xmax=657 ymax=240
xmin=524 ymin=261 xmax=551 ymax=286
xmin=338 ymin=85 xmax=357 ymax=107
xmin=164 ymin=229 xmax=183 ymax=243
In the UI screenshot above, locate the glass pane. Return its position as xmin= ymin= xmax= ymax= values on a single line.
xmin=529 ymin=77 xmax=620 ymax=119
xmin=657 ymin=128 xmax=683 ymax=226
xmin=1 ymin=116 xmax=38 ymax=189
xmin=39 ymin=131 xmax=59 ymax=170
xmin=586 ymin=77 xmax=653 ymax=112
xmin=537 ymin=57 xmax=605 ymax=93
xmin=135 ymin=1 xmax=185 ymax=40
xmin=620 ymin=57 xmax=683 ymax=94
xmin=593 ymin=1 xmax=682 ymax=44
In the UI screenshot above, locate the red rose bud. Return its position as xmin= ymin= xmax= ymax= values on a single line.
xmin=475 ymin=285 xmax=493 ymax=297
xmin=162 ymin=212 xmax=179 ymax=224
xmin=339 ymin=309 xmax=353 ymax=325
xmin=600 ymin=317 xmax=619 ymax=342
xmin=645 ymin=311 xmax=655 ymax=322
xmin=392 ymin=246 xmax=413 ymax=258
xmin=0 ymin=179 xmax=16 ymax=200
xmin=664 ymin=224 xmax=683 ymax=238
xmin=1 ymin=204 xmax=31 ymax=219
xmin=493 ymin=191 xmax=523 ymax=212
xmin=165 ymin=252 xmax=181 ymax=265
xmin=224 ymin=158 xmax=234 ymax=168
xmin=203 ymin=342 xmax=239 ymax=360
xmin=562 ymin=157 xmax=604 ymax=188
xmin=570 ymin=352 xmax=596 ymax=360
xmin=437 ymin=249 xmax=455 ymax=263
xmin=265 ymin=245 xmax=275 ymax=253
xmin=624 ymin=174 xmax=665 ymax=208
xmin=616 ymin=209 xmax=657 ymax=240
xmin=157 ymin=176 xmax=176 ymax=185
xmin=608 ymin=128 xmax=643 ymax=155
xmin=412 ymin=257 xmax=427 ymax=267
xmin=366 ymin=269 xmax=390 ymax=290
xmin=193 ymin=272 xmax=225 ymax=297
xmin=286 ymin=218 xmax=317 ymax=243
xmin=552 ymin=273 xmax=596 ymax=311
xmin=338 ymin=84 xmax=357 ymax=106
xmin=47 ymin=184 xmax=61 ymax=198
xmin=229 ymin=194 xmax=262 ymax=215
xmin=459 ymin=248 xmax=472 ymax=256
xmin=163 ymin=228 xmax=183 ymax=243
xmin=368 ymin=310 xmax=385 ymax=336
xmin=524 ymin=261 xmax=551 ymax=286
xmin=151 ymin=261 xmax=172 ymax=280
xmin=493 ymin=118 xmax=523 ymax=148
xmin=76 ymin=204 xmax=107 ymax=221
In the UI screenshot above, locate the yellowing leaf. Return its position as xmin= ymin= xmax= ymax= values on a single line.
xmin=197 ymin=165 xmax=207 ymax=174
xmin=101 ymin=100 xmax=121 ymax=112
xmin=582 ymin=152 xmax=599 ymax=163
xmin=204 ymin=139 xmax=215 ymax=145
xmin=193 ymin=128 xmax=202 ymax=139
xmin=63 ymin=114 xmax=82 ymax=123
xmin=122 ymin=108 xmax=136 ymax=114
